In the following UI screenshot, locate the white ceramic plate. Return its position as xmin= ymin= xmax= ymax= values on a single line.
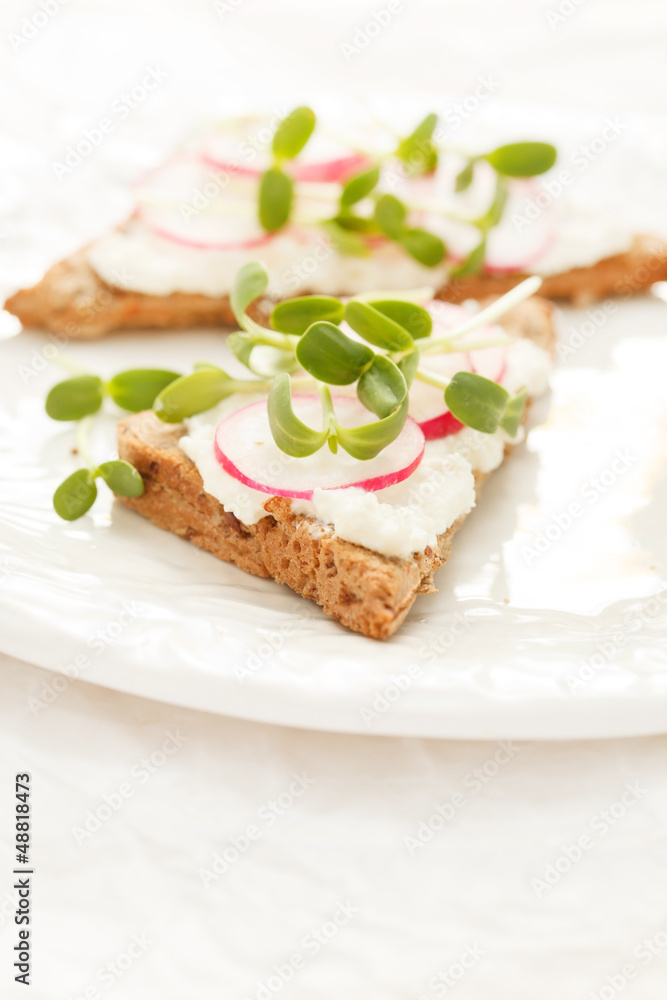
xmin=1 ymin=294 xmax=667 ymax=740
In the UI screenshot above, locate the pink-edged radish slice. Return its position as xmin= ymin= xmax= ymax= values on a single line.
xmin=200 ymin=128 xmax=371 ymax=184
xmin=484 ymin=222 xmax=557 ymax=274
xmin=133 ymin=155 xmax=226 ymax=199
xmin=138 ymin=203 xmax=275 ymax=252
xmin=214 ymin=396 xmax=425 ymax=500
xmin=418 ymin=410 xmax=465 ymax=441
xmin=408 ymin=350 xmax=473 ymax=436
xmin=201 ymin=150 xmax=371 ymax=184
xmin=409 ymin=343 xmax=509 ymax=440
xmin=483 ymin=180 xmax=558 ymax=274
xmin=426 ymin=300 xmax=504 ymax=348
xmin=132 ymin=155 xmax=275 ymax=251
xmin=294 ymin=153 xmax=371 ymax=183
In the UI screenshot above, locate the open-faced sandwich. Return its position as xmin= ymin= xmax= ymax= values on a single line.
xmin=7 ymin=107 xmax=666 ymax=340
xmin=45 ymin=264 xmax=555 ymax=638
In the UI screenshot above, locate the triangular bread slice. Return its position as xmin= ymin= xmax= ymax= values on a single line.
xmin=115 ymin=297 xmax=555 ymax=639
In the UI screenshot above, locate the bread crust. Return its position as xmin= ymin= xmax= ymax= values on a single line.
xmin=438 ymin=235 xmax=667 ymax=308
xmin=3 ymin=249 xmax=261 ymax=340
xmin=5 ymin=235 xmax=666 ymax=339
xmin=115 ymin=297 xmax=555 ymax=639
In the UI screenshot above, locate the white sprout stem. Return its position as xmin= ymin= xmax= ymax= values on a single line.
xmin=420 ymin=276 xmax=543 ymax=356
xmin=413 ymin=369 xmax=450 ymax=391
xmin=75 ymin=416 xmax=96 ymax=470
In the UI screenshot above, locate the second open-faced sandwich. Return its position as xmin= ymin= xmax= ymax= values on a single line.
xmin=7 ymin=107 xmax=666 ymax=340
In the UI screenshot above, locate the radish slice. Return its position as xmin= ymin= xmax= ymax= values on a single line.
xmin=484 ymin=214 xmax=557 ymax=274
xmin=410 ymin=301 xmax=509 ymax=438
xmin=294 ymin=153 xmax=370 ymax=183
xmin=214 ymin=396 xmax=425 ymax=500
xmin=201 ymin=150 xmax=371 ymax=184
xmin=200 ymin=127 xmax=371 ymax=184
xmin=419 ymin=410 xmax=465 ymax=441
xmin=132 ymin=155 xmax=273 ymax=251
xmin=137 ymin=202 xmax=274 ymax=251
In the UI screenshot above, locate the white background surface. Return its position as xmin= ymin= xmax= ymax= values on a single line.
xmin=2 ymin=0 xmax=667 ymax=996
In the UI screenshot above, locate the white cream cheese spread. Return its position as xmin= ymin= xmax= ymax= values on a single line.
xmin=85 ymin=116 xmax=642 ymax=297
xmin=178 ymin=337 xmax=552 ymax=559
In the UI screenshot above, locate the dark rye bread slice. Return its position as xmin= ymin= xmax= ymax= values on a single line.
xmin=115 ymin=297 xmax=555 ymax=639
xmin=3 ymin=249 xmax=267 ymax=341
xmin=438 ymin=235 xmax=667 ymax=308
xmin=5 ymin=234 xmax=666 ymax=340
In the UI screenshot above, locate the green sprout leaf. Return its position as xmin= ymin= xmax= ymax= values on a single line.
xmin=267 ymin=373 xmax=327 ymax=458
xmin=259 ymin=167 xmax=293 ymax=231
xmin=445 ymin=372 xmax=510 ymax=434
xmin=96 ymin=460 xmax=145 ymax=498
xmin=455 ymin=160 xmax=475 ymax=192
xmin=335 ymin=396 xmax=409 ymax=461
xmin=397 ymin=348 xmax=421 ymax=387
xmin=272 ymin=106 xmax=316 ymax=160
xmin=340 ymin=165 xmax=380 ymax=207
xmin=46 ymin=376 xmax=103 ymax=422
xmin=332 ymin=214 xmax=377 ymax=234
xmin=374 ymin=194 xmax=407 ymax=239
xmin=296 ymin=322 xmax=374 ymax=385
xmin=230 ymin=261 xmax=269 ymax=324
xmin=399 ymin=228 xmax=445 ymax=267
xmin=500 ymin=389 xmax=527 ymax=437
xmin=396 ymin=113 xmax=439 ymax=174
xmin=322 ymin=220 xmax=369 ymax=256
xmin=227 ymin=332 xmax=256 ymax=368
xmin=154 ymin=367 xmax=236 ymax=423
xmin=107 ymin=369 xmax=180 ymax=413
xmin=344 ymin=300 xmax=414 ymax=352
xmin=271 ymin=296 xmax=345 ymax=335
xmin=356 ymin=355 xmax=407 ymax=418
xmin=368 ymin=300 xmax=432 ymax=340
xmin=484 ymin=142 xmax=557 ymax=177
xmin=450 ymin=238 xmax=487 ymax=278
xmin=476 ymin=179 xmax=508 ymax=232
xmin=53 ymin=469 xmax=97 ymax=521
